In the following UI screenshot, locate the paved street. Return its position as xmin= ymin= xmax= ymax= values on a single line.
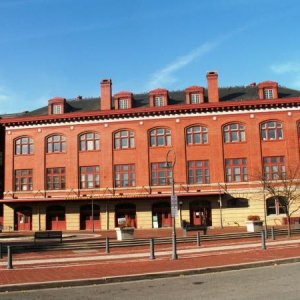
xmin=1 ymin=262 xmax=300 ymax=299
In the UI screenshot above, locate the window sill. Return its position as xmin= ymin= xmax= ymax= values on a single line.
xmin=46 ymin=152 xmax=67 ymax=155
xmin=79 ymin=150 xmax=101 ymax=153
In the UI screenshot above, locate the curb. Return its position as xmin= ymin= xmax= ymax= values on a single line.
xmin=1 ymin=256 xmax=300 ymax=293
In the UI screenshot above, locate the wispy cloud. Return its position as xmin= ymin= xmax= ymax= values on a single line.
xmin=270 ymin=62 xmax=300 ymax=74
xmin=270 ymin=61 xmax=300 ymax=89
xmin=146 ymin=41 xmax=218 ymax=90
xmin=146 ymin=26 xmax=246 ymax=90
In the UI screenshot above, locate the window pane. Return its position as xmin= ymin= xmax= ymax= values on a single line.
xmin=87 ymin=141 xmax=94 ymax=150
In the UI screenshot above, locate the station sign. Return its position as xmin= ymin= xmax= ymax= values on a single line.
xmin=171 ymin=195 xmax=178 ymax=217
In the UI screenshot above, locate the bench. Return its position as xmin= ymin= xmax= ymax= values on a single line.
xmin=182 ymin=223 xmax=208 ymax=237
xmin=34 ymin=231 xmax=63 ymax=243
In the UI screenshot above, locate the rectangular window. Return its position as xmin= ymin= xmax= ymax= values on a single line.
xmin=190 ymin=93 xmax=200 ymax=104
xmin=188 ymin=160 xmax=210 ymax=184
xmin=154 ymin=96 xmax=164 ymax=107
xmin=267 ymin=198 xmax=285 ymax=215
xmin=46 ymin=167 xmax=65 ymax=190
xmin=114 ymin=164 xmax=135 ymax=187
xmin=225 ymin=158 xmax=248 ymax=182
xmin=119 ymin=99 xmax=128 ymax=109
xmin=80 ymin=166 xmax=100 ymax=189
xmin=151 ymin=162 xmax=172 ymax=186
xmin=52 ymin=104 xmax=62 ymax=114
xmin=14 ymin=169 xmax=33 ymax=191
xmin=263 ymin=156 xmax=285 ymax=180
xmin=264 ymin=88 xmax=274 ymax=99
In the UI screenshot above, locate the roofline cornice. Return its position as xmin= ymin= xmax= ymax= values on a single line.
xmin=1 ymin=97 xmax=299 ymax=127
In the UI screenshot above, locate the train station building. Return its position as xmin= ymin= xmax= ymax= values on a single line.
xmin=0 ymin=71 xmax=299 ymax=231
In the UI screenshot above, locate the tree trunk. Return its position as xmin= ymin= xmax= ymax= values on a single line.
xmin=287 ymin=215 xmax=291 ymax=237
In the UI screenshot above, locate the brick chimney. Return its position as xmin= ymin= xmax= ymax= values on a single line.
xmin=100 ymin=79 xmax=112 ymax=110
xmin=206 ymin=71 xmax=219 ymax=103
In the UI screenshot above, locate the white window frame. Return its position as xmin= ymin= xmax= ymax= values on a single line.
xmin=154 ymin=96 xmax=164 ymax=107
xmin=264 ymin=88 xmax=274 ymax=99
xmin=119 ymin=98 xmax=128 ymax=109
xmin=52 ymin=104 xmax=62 ymax=114
xmin=190 ymin=93 xmax=200 ymax=104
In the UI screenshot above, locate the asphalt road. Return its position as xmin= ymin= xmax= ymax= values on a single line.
xmin=1 ymin=262 xmax=300 ymax=299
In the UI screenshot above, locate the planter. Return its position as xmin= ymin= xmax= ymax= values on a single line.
xmin=115 ymin=227 xmax=135 ymax=241
xmin=246 ymin=220 xmax=264 ymax=232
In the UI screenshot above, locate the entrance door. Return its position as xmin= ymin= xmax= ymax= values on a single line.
xmin=189 ymin=201 xmax=212 ymax=226
xmin=46 ymin=206 xmax=66 ymax=230
xmin=152 ymin=202 xmax=171 ymax=228
xmin=115 ymin=203 xmax=137 ymax=228
xmin=15 ymin=207 xmax=32 ymax=231
xmin=80 ymin=204 xmax=101 ymax=230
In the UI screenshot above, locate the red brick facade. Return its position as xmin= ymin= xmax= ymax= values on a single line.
xmin=0 ymin=71 xmax=300 ymax=231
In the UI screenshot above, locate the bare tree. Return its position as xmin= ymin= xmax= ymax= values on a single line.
xmin=259 ymin=165 xmax=300 ymax=237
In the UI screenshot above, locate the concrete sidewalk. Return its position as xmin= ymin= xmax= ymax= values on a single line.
xmin=0 ymin=234 xmax=300 ymax=292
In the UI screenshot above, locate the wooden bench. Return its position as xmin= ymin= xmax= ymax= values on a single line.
xmin=34 ymin=231 xmax=63 ymax=243
xmin=182 ymin=224 xmax=208 ymax=237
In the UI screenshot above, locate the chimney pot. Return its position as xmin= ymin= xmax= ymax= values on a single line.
xmin=206 ymin=71 xmax=219 ymax=102
xmin=100 ymin=79 xmax=112 ymax=110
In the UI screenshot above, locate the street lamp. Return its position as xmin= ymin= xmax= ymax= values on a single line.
xmin=263 ymin=183 xmax=268 ymax=238
xmin=165 ymin=149 xmax=178 ymax=260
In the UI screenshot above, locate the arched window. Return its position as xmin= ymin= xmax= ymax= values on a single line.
xmin=150 ymin=128 xmax=171 ymax=147
xmin=186 ymin=125 xmax=208 ymax=145
xmin=15 ymin=136 xmax=33 ymax=155
xmin=79 ymin=132 xmax=100 ymax=151
xmin=114 ymin=130 xmax=135 ymax=149
xmin=47 ymin=135 xmax=66 ymax=153
xmin=261 ymin=121 xmax=283 ymax=141
xmin=223 ymin=123 xmax=246 ymax=143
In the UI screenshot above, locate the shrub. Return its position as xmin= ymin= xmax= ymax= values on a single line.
xmin=247 ymin=215 xmax=260 ymax=221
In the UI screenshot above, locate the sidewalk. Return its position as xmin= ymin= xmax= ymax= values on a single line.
xmin=0 ymin=230 xmax=300 ymax=292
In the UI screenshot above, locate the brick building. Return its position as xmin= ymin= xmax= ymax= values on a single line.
xmin=0 ymin=71 xmax=300 ymax=231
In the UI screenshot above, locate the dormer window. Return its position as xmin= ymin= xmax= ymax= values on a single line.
xmin=113 ymin=91 xmax=132 ymax=110
xmin=264 ymin=89 xmax=274 ymax=99
xmin=258 ymin=81 xmax=278 ymax=100
xmin=119 ymin=99 xmax=129 ymax=109
xmin=149 ymin=88 xmax=168 ymax=107
xmin=185 ymin=86 xmax=204 ymax=104
xmin=52 ymin=104 xmax=62 ymax=114
xmin=154 ymin=96 xmax=164 ymax=107
xmin=190 ymin=93 xmax=200 ymax=104
xmin=48 ymin=97 xmax=66 ymax=115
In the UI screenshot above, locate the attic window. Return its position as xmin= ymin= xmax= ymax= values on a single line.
xmin=190 ymin=93 xmax=200 ymax=104
xmin=154 ymin=96 xmax=164 ymax=107
xmin=119 ymin=99 xmax=129 ymax=109
xmin=52 ymin=104 xmax=62 ymax=114
xmin=264 ymin=88 xmax=274 ymax=99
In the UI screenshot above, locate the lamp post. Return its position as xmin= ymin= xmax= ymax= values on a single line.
xmin=165 ymin=149 xmax=178 ymax=260
xmin=263 ymin=183 xmax=268 ymax=238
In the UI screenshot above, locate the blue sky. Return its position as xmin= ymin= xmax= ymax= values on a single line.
xmin=0 ymin=0 xmax=300 ymax=114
